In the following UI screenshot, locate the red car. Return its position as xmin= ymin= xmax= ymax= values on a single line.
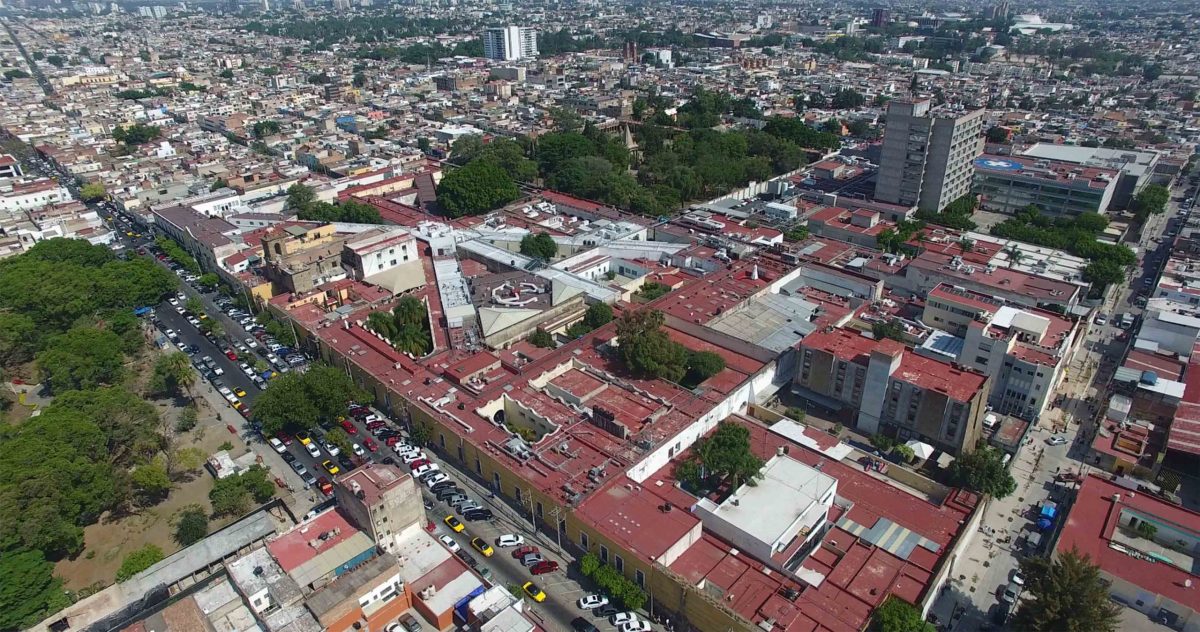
xmin=277 ymin=433 xmax=293 ymax=446
xmin=317 ymin=477 xmax=333 ymax=496
xmin=512 ymin=545 xmax=539 ymax=560
xmin=530 ymin=560 xmax=559 ymax=575
xmin=366 ymin=420 xmax=386 ymax=430
xmin=408 ymin=458 xmax=430 ymax=470
xmin=225 ymin=349 xmax=238 ymax=361
xmin=385 ymin=435 xmax=403 ymax=447
xmin=341 ymin=419 xmax=358 ymax=434
xmin=350 ymin=406 xmax=371 ymax=417
xmin=364 ymin=438 xmax=378 ymax=452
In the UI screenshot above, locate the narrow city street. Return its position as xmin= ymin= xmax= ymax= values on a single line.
xmin=928 ymin=180 xmax=1189 ymax=631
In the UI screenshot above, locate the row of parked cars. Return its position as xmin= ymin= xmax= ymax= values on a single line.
xmin=211 ymin=296 xmax=307 ymax=372
xmin=575 ymin=595 xmax=651 ymax=632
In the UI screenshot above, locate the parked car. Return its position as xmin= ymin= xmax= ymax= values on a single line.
xmin=438 ymin=535 xmax=461 ymax=553
xmin=570 ymin=618 xmax=599 ymax=632
xmin=578 ymin=595 xmax=609 ymax=610
xmin=512 ymin=545 xmax=539 ymax=560
xmin=268 ymin=437 xmax=286 ymax=453
xmin=444 ymin=515 xmax=464 ymax=533
xmin=464 ymin=508 xmax=494 ymax=521
xmin=531 ymin=560 xmax=559 ymax=575
xmin=610 ymin=613 xmax=638 ymax=627
xmin=522 ymin=582 xmax=546 ymax=603
xmin=497 ymin=534 xmax=525 ymax=548
xmin=471 ymin=537 xmax=494 ymax=557
xmin=305 ymin=442 xmax=321 ymax=458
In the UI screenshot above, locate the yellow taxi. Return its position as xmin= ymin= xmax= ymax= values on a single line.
xmin=296 ymin=431 xmax=312 ymax=445
xmin=521 ymin=582 xmax=546 ymax=602
xmin=234 ymin=386 xmax=247 ymax=397
xmin=444 ymin=515 xmax=465 ymax=533
xmin=322 ymin=459 xmax=339 ymax=475
xmin=470 ymin=537 xmax=494 ymax=557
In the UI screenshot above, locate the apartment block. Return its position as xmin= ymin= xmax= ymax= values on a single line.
xmin=795 ymin=326 xmax=991 ymax=456
xmin=482 ymin=26 xmax=538 ymax=62
xmin=919 ymin=283 xmax=1081 ymax=421
xmin=874 ymin=98 xmax=984 ymax=213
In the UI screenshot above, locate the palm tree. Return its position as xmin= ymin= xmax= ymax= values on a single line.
xmin=162 ymin=352 xmax=196 ymax=399
xmin=393 ymin=323 xmax=431 ymax=357
xmin=393 ymin=296 xmax=426 ymax=327
xmin=367 ymin=311 xmax=397 ymax=339
xmin=1006 ymin=244 xmax=1025 ymax=268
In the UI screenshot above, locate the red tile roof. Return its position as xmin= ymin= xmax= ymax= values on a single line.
xmin=1057 ymin=475 xmax=1200 ymax=614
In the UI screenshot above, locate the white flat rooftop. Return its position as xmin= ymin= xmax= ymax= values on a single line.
xmin=696 ymin=455 xmax=836 ymax=549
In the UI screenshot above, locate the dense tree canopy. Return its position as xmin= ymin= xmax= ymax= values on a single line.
xmin=675 ymin=422 xmax=764 ymax=491
xmin=36 ymin=326 xmax=126 ymax=393
xmin=520 ymin=232 xmax=558 ymax=260
xmin=436 ymin=159 xmax=521 ymax=218
xmin=1131 ymin=183 xmax=1169 ymax=220
xmin=991 ymin=206 xmax=1133 ymax=290
xmin=948 ymin=446 xmax=1016 ymax=498
xmin=112 ymin=123 xmax=162 ymax=146
xmin=1013 ymin=548 xmax=1121 ymax=632
xmin=253 ymin=364 xmax=370 ymax=435
xmin=364 ymin=296 xmax=432 ymax=357
xmin=0 ymin=548 xmax=70 ymax=631
xmin=0 ymin=239 xmax=174 ymax=347
xmin=870 ymin=596 xmax=934 ymax=632
xmin=616 ymin=309 xmax=689 ymax=382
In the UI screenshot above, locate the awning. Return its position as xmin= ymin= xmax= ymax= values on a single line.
xmin=905 ymin=439 xmax=935 ymax=460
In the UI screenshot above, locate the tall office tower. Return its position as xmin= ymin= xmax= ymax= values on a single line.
xmin=260 ymin=0 xmax=269 ymax=11
xmin=874 ymin=98 xmax=985 ymax=213
xmin=871 ymin=7 xmax=890 ymax=28
xmin=482 ymin=26 xmax=538 ymax=61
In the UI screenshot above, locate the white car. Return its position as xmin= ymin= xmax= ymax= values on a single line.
xmin=352 ymin=443 xmax=366 ymax=457
xmin=168 ymin=298 xmax=179 ymax=306
xmin=424 ymin=472 xmax=448 ymax=487
xmin=322 ymin=441 xmax=340 ymax=457
xmin=268 ymin=437 xmax=286 ymax=453
xmin=244 ymin=337 xmax=258 ymax=349
xmin=412 ymin=463 xmax=439 ymax=478
xmin=1094 ymin=314 xmax=1107 ymax=326
xmin=402 ymin=451 xmax=426 ymax=464
xmin=610 ymin=613 xmax=638 ymax=627
xmin=438 ymin=534 xmax=461 ymax=553
xmin=1046 ymin=436 xmax=1068 ymax=446
xmin=306 ymin=442 xmax=321 ymax=458
xmin=496 ymin=534 xmax=525 ymax=548
xmin=619 ymin=621 xmax=651 ymax=632
xmin=577 ymin=594 xmax=608 ymax=610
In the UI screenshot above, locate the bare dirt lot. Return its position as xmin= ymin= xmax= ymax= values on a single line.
xmin=54 ymin=400 xmax=250 ymax=591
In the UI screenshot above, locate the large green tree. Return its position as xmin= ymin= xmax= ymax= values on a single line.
xmin=1131 ymin=184 xmax=1169 ymax=220
xmin=948 ymin=446 xmax=1016 ymax=498
xmin=253 ymin=372 xmax=319 ymax=435
xmin=870 ymin=595 xmax=934 ymax=632
xmin=616 ymin=309 xmax=688 ymax=382
xmin=436 ymin=160 xmax=521 ymax=218
xmin=36 ymin=327 xmax=126 ymax=393
xmin=0 ymin=548 xmax=70 ymax=631
xmin=519 ymin=232 xmax=558 ymax=260
xmin=1012 ymin=548 xmax=1121 ymax=632
xmin=173 ymin=505 xmax=209 ymax=546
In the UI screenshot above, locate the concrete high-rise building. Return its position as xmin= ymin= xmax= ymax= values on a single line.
xmin=482 ymin=26 xmax=538 ymax=61
xmin=874 ymin=98 xmax=984 ymax=213
xmin=871 ymin=7 xmax=890 ymax=27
